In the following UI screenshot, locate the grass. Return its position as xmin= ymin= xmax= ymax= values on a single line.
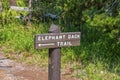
xmin=0 ymin=22 xmax=120 ymax=80
xmin=0 ymin=0 xmax=120 ymax=79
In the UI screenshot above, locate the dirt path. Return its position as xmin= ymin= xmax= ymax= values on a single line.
xmin=0 ymin=52 xmax=77 ymax=80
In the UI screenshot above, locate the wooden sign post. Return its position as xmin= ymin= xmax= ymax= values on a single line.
xmin=34 ymin=24 xmax=81 ymax=80
xmin=9 ymin=0 xmax=17 ymax=6
xmin=48 ymin=24 xmax=61 ymax=80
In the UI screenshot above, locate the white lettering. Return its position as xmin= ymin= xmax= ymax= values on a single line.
xmin=51 ymin=36 xmax=55 ymax=40
xmin=56 ymin=36 xmax=59 ymax=39
xmin=57 ymin=41 xmax=72 ymax=47
xmin=57 ymin=42 xmax=60 ymax=46
xmin=48 ymin=36 xmax=52 ymax=40
xmin=68 ymin=34 xmax=80 ymax=39
xmin=63 ymin=35 xmax=66 ymax=39
xmin=38 ymin=36 xmax=41 ymax=41
xmin=42 ymin=36 xmax=45 ymax=40
xmin=38 ymin=35 xmax=66 ymax=41
xmin=59 ymin=35 xmax=63 ymax=39
xmin=45 ymin=36 xmax=48 ymax=40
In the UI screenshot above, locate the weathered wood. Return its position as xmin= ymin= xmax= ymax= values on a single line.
xmin=35 ymin=40 xmax=80 ymax=49
xmin=48 ymin=24 xmax=61 ymax=80
xmin=9 ymin=0 xmax=16 ymax=6
xmin=49 ymin=48 xmax=61 ymax=80
xmin=34 ymin=24 xmax=81 ymax=80
xmin=34 ymin=32 xmax=81 ymax=49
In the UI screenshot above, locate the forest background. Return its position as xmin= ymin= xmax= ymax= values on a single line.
xmin=0 ymin=0 xmax=120 ymax=80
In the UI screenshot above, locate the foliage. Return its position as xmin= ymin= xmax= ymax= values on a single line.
xmin=0 ymin=0 xmax=120 ymax=80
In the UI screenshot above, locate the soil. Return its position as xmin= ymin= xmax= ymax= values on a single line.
xmin=0 ymin=52 xmax=77 ymax=80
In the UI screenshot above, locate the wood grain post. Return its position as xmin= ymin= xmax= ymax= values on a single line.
xmin=48 ymin=24 xmax=61 ymax=80
xmin=9 ymin=0 xmax=17 ymax=6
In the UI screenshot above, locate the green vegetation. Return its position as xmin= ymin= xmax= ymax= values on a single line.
xmin=0 ymin=0 xmax=120 ymax=80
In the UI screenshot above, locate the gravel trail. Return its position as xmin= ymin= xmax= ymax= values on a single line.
xmin=0 ymin=52 xmax=76 ymax=80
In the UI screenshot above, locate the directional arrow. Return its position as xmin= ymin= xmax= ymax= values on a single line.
xmin=38 ymin=43 xmax=55 ymax=47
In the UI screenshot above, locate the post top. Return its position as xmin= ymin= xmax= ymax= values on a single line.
xmin=49 ymin=24 xmax=61 ymax=33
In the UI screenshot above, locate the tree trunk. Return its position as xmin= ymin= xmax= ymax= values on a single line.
xmin=9 ymin=0 xmax=17 ymax=6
